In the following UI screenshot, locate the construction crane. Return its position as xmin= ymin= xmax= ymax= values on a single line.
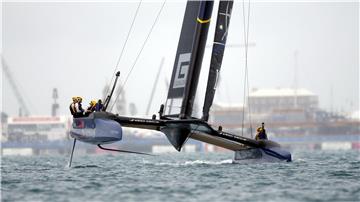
xmin=2 ymin=57 xmax=30 ymax=116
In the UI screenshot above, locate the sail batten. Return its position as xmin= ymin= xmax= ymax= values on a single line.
xmin=202 ymin=0 xmax=233 ymax=121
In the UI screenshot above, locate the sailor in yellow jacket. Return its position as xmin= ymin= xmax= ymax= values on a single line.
xmin=85 ymin=100 xmax=97 ymax=116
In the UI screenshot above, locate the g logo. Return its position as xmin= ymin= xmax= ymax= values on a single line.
xmin=173 ymin=53 xmax=191 ymax=89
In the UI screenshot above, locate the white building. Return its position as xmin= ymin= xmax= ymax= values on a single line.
xmin=209 ymin=88 xmax=320 ymax=126
xmin=249 ymin=88 xmax=318 ymax=113
xmin=6 ymin=116 xmax=71 ymax=142
xmin=248 ymin=88 xmax=319 ymax=123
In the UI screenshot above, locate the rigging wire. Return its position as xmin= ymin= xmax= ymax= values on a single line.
xmin=245 ymin=0 xmax=253 ymax=138
xmin=104 ymin=0 xmax=143 ymax=99
xmin=241 ymin=0 xmax=253 ymax=137
xmin=110 ymin=0 xmax=167 ymax=112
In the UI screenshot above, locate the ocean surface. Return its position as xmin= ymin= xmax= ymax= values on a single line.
xmin=1 ymin=150 xmax=360 ymax=202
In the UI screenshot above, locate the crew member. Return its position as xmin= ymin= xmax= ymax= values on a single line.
xmin=85 ymin=100 xmax=97 ymax=116
xmin=69 ymin=97 xmax=77 ymax=116
xmin=95 ymin=99 xmax=104 ymax=111
xmin=74 ymin=96 xmax=84 ymax=118
xmin=255 ymin=122 xmax=268 ymax=140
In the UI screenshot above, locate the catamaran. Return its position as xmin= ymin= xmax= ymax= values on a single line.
xmin=68 ymin=0 xmax=291 ymax=167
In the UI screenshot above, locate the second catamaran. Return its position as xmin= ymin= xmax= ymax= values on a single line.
xmin=69 ymin=0 xmax=291 ymax=165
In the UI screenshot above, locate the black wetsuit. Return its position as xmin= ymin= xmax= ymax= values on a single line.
xmin=74 ymin=103 xmax=84 ymax=118
xmin=69 ymin=103 xmax=76 ymax=116
xmin=85 ymin=105 xmax=96 ymax=116
xmin=95 ymin=103 xmax=103 ymax=111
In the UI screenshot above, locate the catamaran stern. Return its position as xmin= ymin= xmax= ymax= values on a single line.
xmin=234 ymin=147 xmax=292 ymax=163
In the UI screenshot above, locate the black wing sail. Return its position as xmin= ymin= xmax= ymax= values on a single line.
xmin=165 ymin=0 xmax=214 ymax=119
xmin=202 ymin=0 xmax=233 ymax=121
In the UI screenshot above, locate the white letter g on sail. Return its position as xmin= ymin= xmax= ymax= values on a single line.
xmin=173 ymin=53 xmax=191 ymax=89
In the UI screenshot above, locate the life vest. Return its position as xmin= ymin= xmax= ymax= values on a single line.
xmin=76 ymin=103 xmax=84 ymax=113
xmin=72 ymin=103 xmax=84 ymax=118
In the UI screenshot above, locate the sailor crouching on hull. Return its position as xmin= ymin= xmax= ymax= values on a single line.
xmin=85 ymin=100 xmax=97 ymax=116
xmin=255 ymin=122 xmax=268 ymax=141
xmin=73 ymin=97 xmax=85 ymax=118
xmin=69 ymin=97 xmax=78 ymax=116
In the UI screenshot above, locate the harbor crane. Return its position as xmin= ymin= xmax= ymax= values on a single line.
xmin=2 ymin=57 xmax=30 ymax=116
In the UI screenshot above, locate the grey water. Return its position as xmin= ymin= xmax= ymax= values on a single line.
xmin=1 ymin=150 xmax=360 ymax=202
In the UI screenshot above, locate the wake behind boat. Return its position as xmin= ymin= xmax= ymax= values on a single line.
xmin=68 ymin=0 xmax=291 ymax=166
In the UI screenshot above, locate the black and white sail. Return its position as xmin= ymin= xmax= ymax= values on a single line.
xmin=164 ymin=0 xmax=214 ymax=119
xmin=202 ymin=0 xmax=233 ymax=121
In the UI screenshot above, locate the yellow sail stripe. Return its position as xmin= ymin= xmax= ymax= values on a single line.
xmin=197 ymin=17 xmax=211 ymax=24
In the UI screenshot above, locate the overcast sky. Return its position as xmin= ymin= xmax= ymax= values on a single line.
xmin=1 ymin=0 xmax=359 ymax=117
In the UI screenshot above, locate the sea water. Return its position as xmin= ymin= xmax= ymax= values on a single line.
xmin=1 ymin=150 xmax=360 ymax=202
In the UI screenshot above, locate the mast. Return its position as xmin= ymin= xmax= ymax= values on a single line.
xmin=165 ymin=0 xmax=214 ymax=119
xmin=180 ymin=1 xmax=214 ymax=118
xmin=202 ymin=0 xmax=233 ymax=121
